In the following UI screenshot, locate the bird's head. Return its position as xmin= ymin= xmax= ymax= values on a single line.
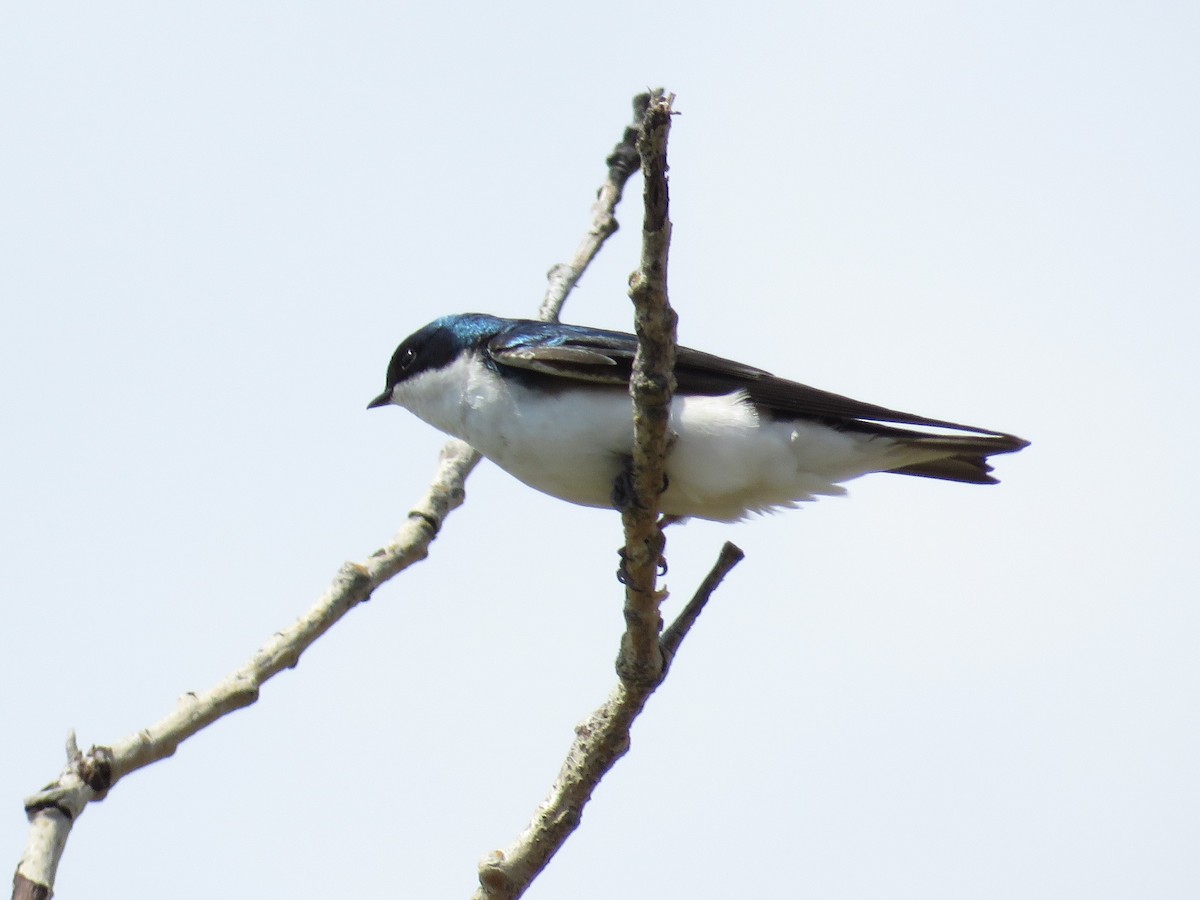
xmin=367 ymin=313 xmax=507 ymax=409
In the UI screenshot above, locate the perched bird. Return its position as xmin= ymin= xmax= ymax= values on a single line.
xmin=368 ymin=313 xmax=1028 ymax=523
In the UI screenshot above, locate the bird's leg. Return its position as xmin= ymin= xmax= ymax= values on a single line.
xmin=610 ymin=441 xmax=674 ymax=512
xmin=610 ymin=453 xmax=638 ymax=513
xmin=612 ymin=453 xmax=671 ymax=584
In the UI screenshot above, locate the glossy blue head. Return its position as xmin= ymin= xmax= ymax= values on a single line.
xmin=368 ymin=313 xmax=510 ymax=409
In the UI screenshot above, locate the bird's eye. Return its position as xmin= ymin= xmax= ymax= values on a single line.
xmin=400 ymin=347 xmax=416 ymax=369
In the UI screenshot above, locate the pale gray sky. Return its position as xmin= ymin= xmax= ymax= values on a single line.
xmin=3 ymin=3 xmax=1197 ymax=898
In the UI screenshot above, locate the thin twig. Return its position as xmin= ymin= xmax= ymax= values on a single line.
xmin=661 ymin=542 xmax=745 ymax=664
xmin=539 ymin=92 xmax=653 ymax=323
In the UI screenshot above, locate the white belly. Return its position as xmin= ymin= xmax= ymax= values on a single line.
xmin=393 ymin=353 xmax=924 ymax=522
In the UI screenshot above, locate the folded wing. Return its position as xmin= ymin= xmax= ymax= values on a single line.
xmin=486 ymin=320 xmax=1029 ymax=472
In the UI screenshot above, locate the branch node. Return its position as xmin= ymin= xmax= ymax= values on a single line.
xmin=407 ymin=509 xmax=442 ymax=536
xmin=76 ymin=746 xmax=114 ymax=796
xmin=478 ymin=855 xmax=511 ymax=895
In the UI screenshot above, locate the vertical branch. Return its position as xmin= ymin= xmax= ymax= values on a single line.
xmin=617 ymin=90 xmax=678 ymax=686
xmin=475 ymin=91 xmax=750 ymax=900
xmin=475 ymin=542 xmax=742 ymax=900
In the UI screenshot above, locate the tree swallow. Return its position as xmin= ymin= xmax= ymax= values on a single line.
xmin=368 ymin=314 xmax=1028 ymax=522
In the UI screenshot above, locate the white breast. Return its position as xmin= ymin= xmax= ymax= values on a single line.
xmin=392 ymin=353 xmax=633 ymax=507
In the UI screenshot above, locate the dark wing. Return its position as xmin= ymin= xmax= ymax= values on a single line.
xmin=487 ymin=319 xmax=1028 ymax=452
xmin=486 ymin=322 xmax=640 ymax=385
xmin=488 ymin=339 xmax=628 ymax=384
xmin=487 ymin=320 xmax=770 ymax=386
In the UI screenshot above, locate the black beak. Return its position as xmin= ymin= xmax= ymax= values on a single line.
xmin=367 ymin=390 xmax=392 ymax=410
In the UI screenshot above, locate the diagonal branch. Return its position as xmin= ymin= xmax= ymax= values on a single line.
xmin=11 ymin=98 xmax=650 ymax=900
xmin=661 ymin=542 xmax=745 ymax=665
xmin=14 ymin=441 xmax=480 ymax=900
xmin=539 ymin=92 xmax=652 ymax=323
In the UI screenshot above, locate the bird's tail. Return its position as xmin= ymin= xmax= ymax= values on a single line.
xmin=884 ymin=431 xmax=1030 ymax=484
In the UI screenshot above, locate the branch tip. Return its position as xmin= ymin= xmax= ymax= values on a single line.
xmin=661 ymin=542 xmax=744 ymax=661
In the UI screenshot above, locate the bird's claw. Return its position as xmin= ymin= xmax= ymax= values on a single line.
xmin=611 ymin=456 xmax=670 ymax=513
xmin=615 ymin=546 xmax=668 ymax=584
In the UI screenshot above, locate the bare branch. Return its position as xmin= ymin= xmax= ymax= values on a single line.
xmin=475 ymin=544 xmax=742 ymax=900
xmin=14 ymin=442 xmax=479 ymax=897
xmin=472 ymin=88 xmax=745 ymax=900
xmin=539 ymin=92 xmax=654 ymax=323
xmin=14 ymin=90 xmax=740 ymax=900
xmin=472 ymin=98 xmax=697 ymax=900
xmin=661 ymin=542 xmax=745 ymax=663
xmin=618 ymin=90 xmax=678 ymax=686
xmin=10 ymin=96 xmax=646 ymax=900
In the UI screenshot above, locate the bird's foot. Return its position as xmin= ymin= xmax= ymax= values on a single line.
xmin=616 ymin=546 xmax=668 ymax=585
xmin=611 ymin=455 xmax=670 ymax=513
